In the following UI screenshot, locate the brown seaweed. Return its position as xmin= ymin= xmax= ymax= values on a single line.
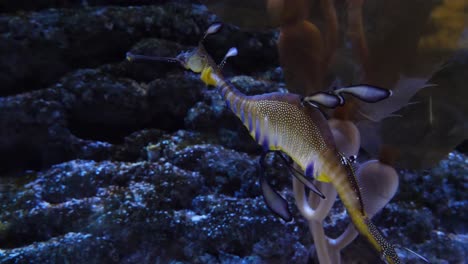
xmin=202 ymin=0 xmax=468 ymax=168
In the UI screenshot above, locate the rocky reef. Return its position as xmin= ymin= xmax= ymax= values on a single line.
xmin=0 ymin=1 xmax=466 ymax=264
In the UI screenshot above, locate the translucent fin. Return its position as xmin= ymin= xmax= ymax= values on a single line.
xmin=258 ymin=152 xmax=292 ymax=221
xmin=401 ymin=247 xmax=430 ymax=263
xmin=303 ymin=92 xmax=342 ymax=108
xmin=202 ymin=22 xmax=223 ymax=42
xmin=335 ymin=85 xmax=392 ymax=103
xmin=260 ymin=174 xmax=292 ymax=222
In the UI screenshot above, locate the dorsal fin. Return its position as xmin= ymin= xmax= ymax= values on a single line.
xmin=338 ymin=152 xmax=365 ymax=215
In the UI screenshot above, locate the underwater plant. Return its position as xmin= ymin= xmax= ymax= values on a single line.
xmin=202 ymin=0 xmax=468 ymax=170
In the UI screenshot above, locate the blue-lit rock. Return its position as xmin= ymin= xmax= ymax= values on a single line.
xmin=0 ymin=157 xmax=308 ymax=262
xmin=0 ymin=2 xmax=277 ymax=96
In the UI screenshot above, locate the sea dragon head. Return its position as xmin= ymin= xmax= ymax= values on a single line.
xmin=126 ymin=23 xmax=237 ymax=86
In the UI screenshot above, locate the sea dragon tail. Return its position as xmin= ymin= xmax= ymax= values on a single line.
xmin=361 ymin=216 xmax=400 ymax=264
xmin=324 ymin=151 xmax=401 ymax=264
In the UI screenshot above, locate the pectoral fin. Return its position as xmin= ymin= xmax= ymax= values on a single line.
xmin=335 ymin=85 xmax=392 ymax=103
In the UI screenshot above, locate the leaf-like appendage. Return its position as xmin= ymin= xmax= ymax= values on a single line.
xmin=358 ymin=56 xmax=468 ymax=169
xmin=343 ymin=0 xmax=468 ymax=168
xmin=357 ymin=76 xmax=430 ymax=122
xmin=356 ymin=160 xmax=399 ymax=217
xmin=329 ymin=119 xmax=360 ymax=158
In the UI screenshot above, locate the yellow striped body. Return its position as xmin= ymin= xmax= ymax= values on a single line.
xmin=193 ymin=50 xmax=400 ymax=264
xmin=217 ymin=81 xmax=331 ymax=170
xmin=215 ymin=76 xmax=400 ymax=264
xmin=319 ymin=149 xmax=400 ymax=264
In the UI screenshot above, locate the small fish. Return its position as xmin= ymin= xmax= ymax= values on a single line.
xmin=334 ymin=85 xmax=392 ymax=103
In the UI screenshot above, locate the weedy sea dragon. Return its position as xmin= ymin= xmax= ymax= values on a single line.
xmin=127 ymin=23 xmax=401 ymax=264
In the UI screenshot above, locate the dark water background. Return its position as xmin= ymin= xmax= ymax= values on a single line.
xmin=0 ymin=1 xmax=466 ymax=263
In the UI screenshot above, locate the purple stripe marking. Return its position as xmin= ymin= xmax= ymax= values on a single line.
xmin=305 ymin=163 xmax=314 ymax=178
xmin=221 ymin=84 xmax=229 ymax=97
xmin=262 ymin=137 xmax=269 ymax=151
xmin=240 ymin=102 xmax=245 ymax=122
xmin=255 ymin=117 xmax=261 ymax=142
xmin=248 ymin=111 xmax=253 ymax=131
xmin=272 ymin=127 xmax=278 ymax=148
xmin=232 ymin=97 xmax=238 ymax=113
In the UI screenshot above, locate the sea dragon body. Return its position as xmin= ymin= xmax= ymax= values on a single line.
xmin=126 ymin=25 xmax=400 ymax=263
xmin=204 ymin=67 xmax=400 ymax=264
